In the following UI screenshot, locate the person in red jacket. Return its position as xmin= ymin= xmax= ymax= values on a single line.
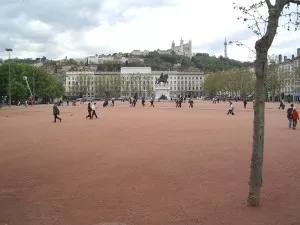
xmin=292 ymin=107 xmax=299 ymax=130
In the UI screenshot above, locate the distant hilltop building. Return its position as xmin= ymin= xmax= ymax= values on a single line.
xmin=130 ymin=38 xmax=193 ymax=58
xmin=171 ymin=38 xmax=192 ymax=58
xmin=131 ymin=50 xmax=150 ymax=56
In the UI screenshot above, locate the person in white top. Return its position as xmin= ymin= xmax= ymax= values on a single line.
xmin=227 ymin=101 xmax=235 ymax=115
xmin=91 ymin=103 xmax=98 ymax=119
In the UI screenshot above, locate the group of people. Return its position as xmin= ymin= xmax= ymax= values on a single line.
xmin=174 ymin=97 xmax=194 ymax=108
xmin=287 ymin=104 xmax=299 ymax=129
xmin=86 ymin=102 xmax=98 ymax=119
xmin=103 ymin=99 xmax=114 ymax=107
xmin=52 ymin=98 xmax=300 ymax=129
xmin=129 ymin=98 xmax=154 ymax=107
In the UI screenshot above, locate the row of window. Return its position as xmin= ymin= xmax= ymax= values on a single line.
xmin=170 ymin=87 xmax=202 ymax=91
xmin=66 ymin=75 xmax=204 ymax=81
xmin=67 ymin=81 xmax=202 ymax=86
xmin=169 ymin=81 xmax=202 ymax=85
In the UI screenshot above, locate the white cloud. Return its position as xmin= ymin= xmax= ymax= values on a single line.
xmin=1 ymin=0 xmax=300 ymax=62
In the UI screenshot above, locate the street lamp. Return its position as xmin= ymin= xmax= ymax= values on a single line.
xmin=5 ymin=48 xmax=13 ymax=106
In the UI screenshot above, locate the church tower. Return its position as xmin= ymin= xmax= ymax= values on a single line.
xmin=180 ymin=38 xmax=184 ymax=52
xmin=180 ymin=38 xmax=184 ymax=45
xmin=171 ymin=41 xmax=175 ymax=50
xmin=224 ymin=38 xmax=228 ymax=58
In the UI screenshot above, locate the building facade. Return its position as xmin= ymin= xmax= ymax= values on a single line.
xmin=171 ymin=38 xmax=192 ymax=58
xmin=277 ymin=58 xmax=300 ymax=101
xmin=65 ymin=67 xmax=204 ymax=99
xmin=130 ymin=39 xmax=193 ymax=58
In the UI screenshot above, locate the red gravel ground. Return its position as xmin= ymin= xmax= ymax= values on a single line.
xmin=0 ymin=100 xmax=299 ymax=225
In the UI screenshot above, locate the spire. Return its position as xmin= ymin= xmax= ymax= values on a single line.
xmin=224 ymin=37 xmax=228 ymax=58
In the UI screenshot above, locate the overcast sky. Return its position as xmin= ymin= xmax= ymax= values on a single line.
xmin=1 ymin=0 xmax=299 ymax=62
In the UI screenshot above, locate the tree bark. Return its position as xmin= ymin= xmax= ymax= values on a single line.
xmin=246 ymin=1 xmax=286 ymax=206
xmin=248 ymin=50 xmax=267 ymax=206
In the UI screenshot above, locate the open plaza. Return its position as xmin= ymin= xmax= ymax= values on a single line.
xmin=0 ymin=100 xmax=299 ymax=225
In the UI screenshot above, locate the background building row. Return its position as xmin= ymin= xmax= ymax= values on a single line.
xmin=65 ymin=67 xmax=205 ymax=99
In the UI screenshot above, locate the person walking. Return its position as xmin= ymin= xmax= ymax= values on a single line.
xmin=53 ymin=103 xmax=62 ymax=123
xmin=150 ymin=98 xmax=154 ymax=107
xmin=86 ymin=102 xmax=92 ymax=119
xmin=243 ymin=99 xmax=247 ymax=109
xmin=292 ymin=106 xmax=299 ymax=130
xmin=287 ymin=104 xmax=294 ymax=129
xmin=278 ymin=100 xmax=285 ymax=110
xmin=141 ymin=97 xmax=145 ymax=107
xmin=91 ymin=103 xmax=98 ymax=119
xmin=189 ymin=99 xmax=194 ymax=108
xmin=227 ymin=101 xmax=235 ymax=115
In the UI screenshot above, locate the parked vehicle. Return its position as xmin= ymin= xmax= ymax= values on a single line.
xmin=113 ymin=98 xmax=124 ymax=101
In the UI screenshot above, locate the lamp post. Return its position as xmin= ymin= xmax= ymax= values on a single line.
xmin=32 ymin=67 xmax=35 ymax=104
xmin=5 ymin=48 xmax=13 ymax=106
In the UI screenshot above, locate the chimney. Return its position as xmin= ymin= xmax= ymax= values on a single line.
xmin=292 ymin=54 xmax=295 ymax=60
xmin=284 ymin=56 xmax=287 ymax=62
xmin=278 ymin=54 xmax=282 ymax=63
xmin=297 ymin=48 xmax=300 ymax=57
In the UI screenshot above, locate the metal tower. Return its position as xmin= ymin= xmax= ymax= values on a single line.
xmin=224 ymin=38 xmax=228 ymax=58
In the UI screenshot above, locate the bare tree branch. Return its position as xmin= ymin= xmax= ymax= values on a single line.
xmin=265 ymin=0 xmax=273 ymax=8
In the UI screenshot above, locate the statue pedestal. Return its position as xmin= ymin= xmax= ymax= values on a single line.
xmin=155 ymin=82 xmax=170 ymax=100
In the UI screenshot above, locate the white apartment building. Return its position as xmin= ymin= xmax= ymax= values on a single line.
xmin=65 ymin=71 xmax=95 ymax=98
xmin=65 ymin=67 xmax=205 ymax=99
xmin=151 ymin=71 xmax=204 ymax=98
xmin=278 ymin=59 xmax=300 ymax=100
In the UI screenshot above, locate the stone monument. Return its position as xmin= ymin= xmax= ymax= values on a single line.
xmin=155 ymin=73 xmax=170 ymax=100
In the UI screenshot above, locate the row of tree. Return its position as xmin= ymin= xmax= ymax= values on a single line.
xmin=203 ymin=68 xmax=254 ymax=98
xmin=67 ymin=75 xmax=154 ymax=99
xmin=203 ymin=65 xmax=300 ymax=101
xmin=0 ymin=62 xmax=64 ymax=104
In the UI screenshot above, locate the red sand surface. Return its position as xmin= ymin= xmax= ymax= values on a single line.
xmin=0 ymin=101 xmax=299 ymax=225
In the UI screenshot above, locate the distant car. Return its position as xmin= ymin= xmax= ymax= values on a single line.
xmin=203 ymin=96 xmax=211 ymax=100
xmin=113 ymin=98 xmax=124 ymax=101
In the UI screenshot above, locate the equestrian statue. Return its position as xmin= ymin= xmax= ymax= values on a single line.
xmin=155 ymin=73 xmax=169 ymax=84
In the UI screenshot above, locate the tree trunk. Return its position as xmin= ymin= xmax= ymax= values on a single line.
xmin=247 ymin=50 xmax=267 ymax=206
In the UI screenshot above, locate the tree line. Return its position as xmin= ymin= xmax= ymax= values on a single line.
xmin=67 ymin=74 xmax=154 ymax=99
xmin=203 ymin=68 xmax=254 ymax=98
xmin=0 ymin=62 xmax=64 ymax=104
xmin=203 ymin=64 xmax=300 ymax=101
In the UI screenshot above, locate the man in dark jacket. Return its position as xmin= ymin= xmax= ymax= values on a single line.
xmin=86 ymin=102 xmax=92 ymax=119
xmin=287 ymin=104 xmax=294 ymax=129
xmin=141 ymin=97 xmax=145 ymax=107
xmin=53 ymin=103 xmax=62 ymax=122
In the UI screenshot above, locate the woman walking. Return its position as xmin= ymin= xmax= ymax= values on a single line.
xmin=86 ymin=102 xmax=92 ymax=119
xmin=292 ymin=106 xmax=299 ymax=129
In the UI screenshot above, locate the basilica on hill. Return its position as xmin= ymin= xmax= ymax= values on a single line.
xmin=170 ymin=38 xmax=192 ymax=58
xmin=131 ymin=38 xmax=193 ymax=58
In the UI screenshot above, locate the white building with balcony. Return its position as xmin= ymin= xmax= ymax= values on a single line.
xmin=278 ymin=59 xmax=300 ymax=101
xmin=64 ymin=67 xmax=205 ymax=99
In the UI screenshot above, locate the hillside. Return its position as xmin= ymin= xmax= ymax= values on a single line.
xmin=3 ymin=52 xmax=254 ymax=73
xmin=101 ymin=51 xmax=253 ymax=72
